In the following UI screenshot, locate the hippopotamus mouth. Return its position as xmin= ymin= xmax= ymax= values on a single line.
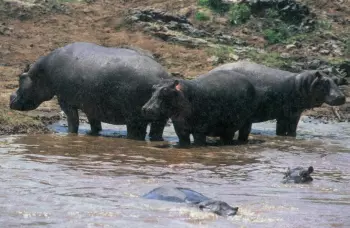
xmin=9 ymin=92 xmax=38 ymax=111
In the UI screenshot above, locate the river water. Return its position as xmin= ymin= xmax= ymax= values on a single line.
xmin=0 ymin=116 xmax=349 ymax=227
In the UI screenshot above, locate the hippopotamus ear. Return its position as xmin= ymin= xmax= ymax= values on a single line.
xmin=310 ymin=71 xmax=324 ymax=92
xmin=315 ymin=71 xmax=324 ymax=79
xmin=174 ymin=80 xmax=182 ymax=91
xmin=308 ymin=166 xmax=314 ymax=174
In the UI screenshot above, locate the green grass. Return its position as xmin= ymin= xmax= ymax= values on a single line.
xmin=244 ymin=49 xmax=292 ymax=68
xmin=228 ymin=3 xmax=251 ymax=25
xmin=195 ymin=11 xmax=211 ymax=21
xmin=316 ymin=20 xmax=332 ymax=30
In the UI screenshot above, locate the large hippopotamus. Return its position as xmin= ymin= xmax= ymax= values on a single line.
xmin=282 ymin=166 xmax=314 ymax=183
xmin=141 ymin=70 xmax=258 ymax=147
xmin=143 ymin=186 xmax=238 ymax=216
xmin=211 ymin=61 xmax=346 ymax=138
xmin=9 ymin=42 xmax=171 ymax=140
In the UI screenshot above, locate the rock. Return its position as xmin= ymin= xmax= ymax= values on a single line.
xmin=280 ymin=52 xmax=291 ymax=58
xmin=339 ymin=61 xmax=350 ymax=77
xmin=286 ymin=44 xmax=296 ymax=50
xmin=229 ymin=53 xmax=240 ymax=61
xmin=128 ymin=9 xmax=246 ymax=48
xmin=207 ymin=55 xmax=220 ymax=65
xmin=319 ymin=49 xmax=330 ymax=55
xmin=170 ymin=72 xmax=185 ymax=78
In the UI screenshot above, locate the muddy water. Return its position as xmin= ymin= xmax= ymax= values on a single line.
xmin=0 ymin=116 xmax=349 ymax=227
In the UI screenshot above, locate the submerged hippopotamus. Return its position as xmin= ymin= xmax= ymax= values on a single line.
xmin=143 ymin=186 xmax=238 ymax=216
xmin=141 ymin=70 xmax=257 ymax=147
xmin=211 ymin=61 xmax=346 ymax=139
xmin=283 ymin=166 xmax=314 ymax=183
xmin=9 ymin=42 xmax=171 ymax=140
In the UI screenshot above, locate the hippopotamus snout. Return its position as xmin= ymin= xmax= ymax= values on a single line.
xmin=325 ymin=91 xmax=346 ymax=106
xmin=325 ymin=83 xmax=346 ymax=106
xmin=227 ymin=207 xmax=239 ymax=216
xmin=9 ymin=92 xmax=19 ymax=110
xmin=141 ymin=105 xmax=159 ymax=119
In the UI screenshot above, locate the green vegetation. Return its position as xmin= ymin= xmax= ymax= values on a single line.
xmin=228 ymin=3 xmax=251 ymax=25
xmin=198 ymin=0 xmax=209 ymax=6
xmin=195 ymin=10 xmax=211 ymax=21
xmin=206 ymin=45 xmax=236 ymax=65
xmin=199 ymin=0 xmax=230 ymax=13
xmin=244 ymin=49 xmax=292 ymax=68
xmin=265 ymin=8 xmax=279 ymax=18
xmin=316 ymin=20 xmax=332 ymax=30
xmin=263 ymin=28 xmax=289 ymax=44
xmin=206 ymin=45 xmax=292 ymax=69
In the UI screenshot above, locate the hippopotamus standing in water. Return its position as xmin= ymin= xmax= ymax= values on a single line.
xmin=141 ymin=70 xmax=258 ymax=147
xmin=9 ymin=42 xmax=171 ymax=140
xmin=143 ymin=186 xmax=238 ymax=216
xmin=283 ymin=166 xmax=314 ymax=183
xmin=211 ymin=61 xmax=346 ymax=139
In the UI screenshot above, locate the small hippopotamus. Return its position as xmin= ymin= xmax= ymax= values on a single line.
xmin=9 ymin=42 xmax=171 ymax=141
xmin=211 ymin=61 xmax=346 ymax=139
xmin=141 ymin=70 xmax=258 ymax=147
xmin=283 ymin=166 xmax=314 ymax=183
xmin=143 ymin=186 xmax=238 ymax=216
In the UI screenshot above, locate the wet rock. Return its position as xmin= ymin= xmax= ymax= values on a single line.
xmin=129 ymin=9 xmax=244 ymax=47
xmin=131 ymin=9 xmax=191 ymax=25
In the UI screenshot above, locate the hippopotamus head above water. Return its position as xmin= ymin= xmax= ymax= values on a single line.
xmin=143 ymin=186 xmax=238 ymax=217
xmin=141 ymin=79 xmax=191 ymax=121
xmin=283 ymin=166 xmax=314 ymax=184
xmin=10 ymin=60 xmax=54 ymax=111
xmin=296 ymin=71 xmax=345 ymax=108
xmin=197 ymin=200 xmax=238 ymax=216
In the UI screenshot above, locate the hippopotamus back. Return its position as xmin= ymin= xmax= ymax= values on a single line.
xmin=143 ymin=186 xmax=238 ymax=216
xmin=143 ymin=186 xmax=210 ymax=203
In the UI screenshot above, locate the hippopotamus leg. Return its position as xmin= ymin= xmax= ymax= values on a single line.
xmin=86 ymin=116 xmax=102 ymax=135
xmin=59 ymin=99 xmax=79 ymax=134
xmin=126 ymin=120 xmax=148 ymax=140
xmin=276 ymin=114 xmax=301 ymax=136
xmin=193 ymin=132 xmax=206 ymax=146
xmin=173 ymin=120 xmax=191 ymax=147
xmin=149 ymin=119 xmax=167 ymax=141
xmin=219 ymin=128 xmax=235 ymax=145
xmin=238 ymin=121 xmax=252 ymax=142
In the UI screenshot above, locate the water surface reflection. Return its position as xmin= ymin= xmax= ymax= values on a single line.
xmin=0 ymin=117 xmax=349 ymax=227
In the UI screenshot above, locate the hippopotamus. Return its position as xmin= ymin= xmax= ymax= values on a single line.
xmin=9 ymin=42 xmax=171 ymax=140
xmin=141 ymin=70 xmax=258 ymax=147
xmin=211 ymin=61 xmax=346 ymax=139
xmin=283 ymin=166 xmax=314 ymax=183
xmin=143 ymin=186 xmax=238 ymax=216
